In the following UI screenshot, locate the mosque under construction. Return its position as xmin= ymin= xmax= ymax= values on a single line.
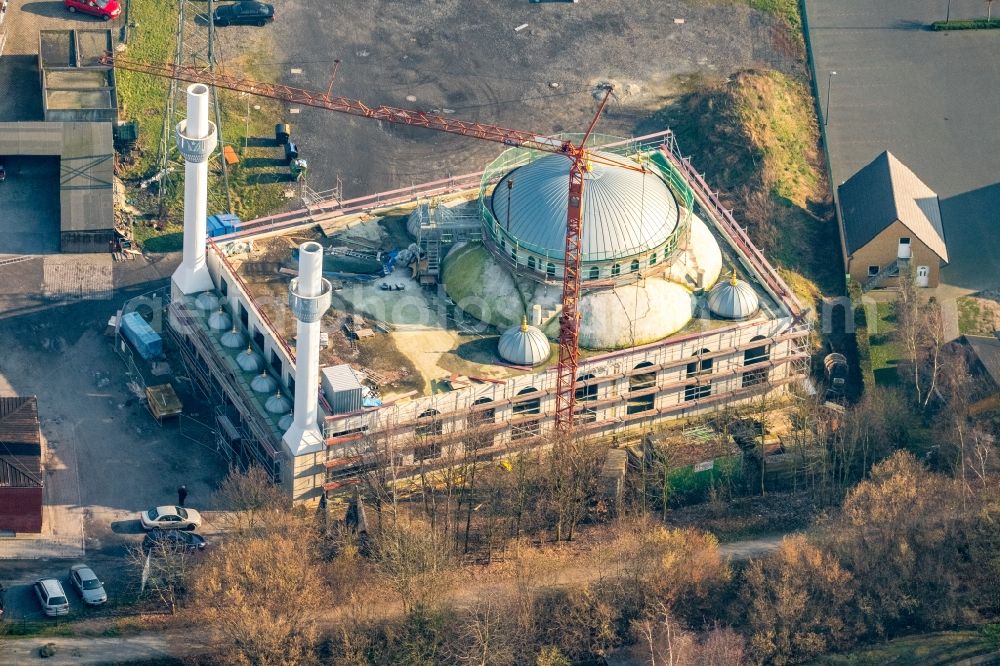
xmin=160 ymin=84 xmax=810 ymax=504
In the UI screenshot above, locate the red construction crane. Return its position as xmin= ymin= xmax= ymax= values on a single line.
xmin=103 ymin=55 xmax=627 ymax=434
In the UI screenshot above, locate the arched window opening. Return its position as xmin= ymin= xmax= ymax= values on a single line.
xmin=611 ymin=263 xmax=621 ymax=276
xmin=684 ymin=349 xmax=712 ymax=401
xmin=414 ymin=409 xmax=443 ymax=460
xmin=512 ymin=387 xmax=541 ymax=440
xmin=547 ymin=262 xmax=556 ymax=278
xmin=628 ymin=361 xmax=657 ymax=414
xmin=527 ymin=256 xmax=536 ymax=270
xmin=630 ymin=259 xmax=640 ymax=272
xmin=589 ymin=266 xmax=600 ymax=280
xmin=574 ymin=373 xmax=598 ymax=424
xmin=742 ymin=335 xmax=770 ymax=388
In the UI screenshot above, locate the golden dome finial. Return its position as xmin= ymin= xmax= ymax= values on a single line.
xmin=729 ymin=268 xmax=739 ymax=286
xmin=521 ymin=315 xmax=529 ymax=332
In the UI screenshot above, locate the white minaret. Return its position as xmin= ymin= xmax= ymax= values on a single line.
xmin=283 ymin=241 xmax=332 ymax=455
xmin=172 ymin=83 xmax=218 ymax=296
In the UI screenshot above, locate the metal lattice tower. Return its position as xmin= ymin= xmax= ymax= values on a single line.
xmin=155 ymin=0 xmax=231 ymax=215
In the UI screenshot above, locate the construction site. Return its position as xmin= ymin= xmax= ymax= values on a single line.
xmin=107 ymin=57 xmax=811 ymax=506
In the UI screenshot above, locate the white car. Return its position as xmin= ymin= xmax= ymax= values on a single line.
xmin=34 ymin=578 xmax=70 ymax=617
xmin=139 ymin=505 xmax=202 ymax=531
xmin=69 ymin=564 xmax=107 ymax=606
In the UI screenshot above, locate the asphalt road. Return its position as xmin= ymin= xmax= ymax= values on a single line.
xmin=804 ymin=0 xmax=1000 ymax=294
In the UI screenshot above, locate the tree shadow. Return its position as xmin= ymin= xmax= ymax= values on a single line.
xmin=245 ymin=137 xmax=277 ymax=149
xmin=240 ymin=157 xmax=285 ymax=168
xmin=245 ymin=172 xmax=295 ymax=185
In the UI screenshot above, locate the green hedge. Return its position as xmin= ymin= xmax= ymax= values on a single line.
xmin=667 ymin=455 xmax=744 ymax=506
xmin=931 ymin=19 xmax=1000 ymax=30
xmin=849 ymin=283 xmax=876 ymax=391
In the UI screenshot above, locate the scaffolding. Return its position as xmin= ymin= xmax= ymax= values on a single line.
xmin=322 ymin=319 xmax=812 ymax=498
xmin=164 ymin=299 xmax=283 ymax=480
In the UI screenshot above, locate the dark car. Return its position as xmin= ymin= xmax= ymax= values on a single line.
xmin=212 ymin=1 xmax=274 ymax=27
xmin=142 ymin=529 xmax=207 ymax=553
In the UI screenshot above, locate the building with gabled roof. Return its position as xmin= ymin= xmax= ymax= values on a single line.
xmin=0 ymin=396 xmax=43 ymax=533
xmin=837 ymin=151 xmax=948 ymax=290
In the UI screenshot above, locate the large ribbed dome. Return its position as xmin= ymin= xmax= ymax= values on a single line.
xmin=490 ymin=151 xmax=679 ymax=262
xmin=498 ymin=318 xmax=551 ymax=366
xmin=708 ymin=272 xmax=760 ymax=320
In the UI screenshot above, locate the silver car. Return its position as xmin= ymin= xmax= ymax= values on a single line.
xmin=69 ymin=564 xmax=107 ymax=606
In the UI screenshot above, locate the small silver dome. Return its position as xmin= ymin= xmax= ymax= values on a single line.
xmin=236 ymin=347 xmax=264 ymax=373
xmin=708 ymin=271 xmax=760 ymax=320
xmin=407 ymin=202 xmax=457 ymax=237
xmin=220 ymin=328 xmax=246 ymax=349
xmin=498 ymin=317 xmax=551 ymax=366
xmin=195 ymin=291 xmax=221 ymax=311
xmin=278 ymin=412 xmax=294 ymax=430
xmin=265 ymin=392 xmax=292 ymax=415
xmin=208 ymin=308 xmax=232 ymax=331
xmin=251 ymin=372 xmax=278 ymax=394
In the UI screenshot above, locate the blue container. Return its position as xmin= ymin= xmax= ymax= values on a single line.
xmin=206 ymin=213 xmax=241 ymax=238
xmin=121 ymin=311 xmax=163 ymax=360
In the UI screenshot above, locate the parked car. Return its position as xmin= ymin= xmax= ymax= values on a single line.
xmin=34 ymin=578 xmax=70 ymax=617
xmin=139 ymin=505 xmax=202 ymax=531
xmin=68 ymin=564 xmax=107 ymax=606
xmin=212 ymin=1 xmax=274 ymax=26
xmin=63 ymin=0 xmax=121 ymax=21
xmin=142 ymin=529 xmax=207 ymax=553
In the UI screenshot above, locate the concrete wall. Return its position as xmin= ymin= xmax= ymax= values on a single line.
xmin=0 ymin=487 xmax=43 ymax=533
xmin=847 ymin=219 xmax=941 ymax=288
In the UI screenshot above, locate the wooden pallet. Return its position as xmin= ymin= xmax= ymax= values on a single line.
xmin=146 ymin=384 xmax=183 ymax=419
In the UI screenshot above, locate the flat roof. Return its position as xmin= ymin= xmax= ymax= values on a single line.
xmin=231 ymin=208 xmax=782 ymax=402
xmin=0 ymin=121 xmax=114 ymax=233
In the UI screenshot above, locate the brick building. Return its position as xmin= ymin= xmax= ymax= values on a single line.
xmin=837 ymin=151 xmax=948 ymax=291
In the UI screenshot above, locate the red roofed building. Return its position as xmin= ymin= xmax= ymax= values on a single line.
xmin=0 ymin=397 xmax=43 ymax=533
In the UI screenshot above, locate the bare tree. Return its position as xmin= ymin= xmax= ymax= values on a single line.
xmin=370 ymin=514 xmax=454 ymax=613
xmin=125 ymin=540 xmax=196 ymax=614
xmin=894 ymin=269 xmax=945 ymax=409
xmin=190 ymin=515 xmax=326 ymax=666
xmin=632 ymin=602 xmax=696 ymax=666
xmin=214 ymin=464 xmax=290 ymax=535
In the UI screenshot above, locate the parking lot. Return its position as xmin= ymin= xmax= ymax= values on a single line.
xmin=0 ymin=256 xmax=229 ymax=620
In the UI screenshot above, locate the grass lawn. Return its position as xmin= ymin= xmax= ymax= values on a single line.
xmin=810 ymin=630 xmax=997 ymax=665
xmin=868 ymin=301 xmax=899 ymax=386
xmin=115 ymin=0 xmax=179 ymax=179
xmin=116 ymin=2 xmax=292 ymax=251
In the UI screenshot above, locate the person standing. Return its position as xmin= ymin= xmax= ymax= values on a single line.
xmin=177 ymin=485 xmax=188 ymax=507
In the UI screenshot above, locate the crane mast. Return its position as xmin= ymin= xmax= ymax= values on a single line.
xmin=105 ymin=54 xmax=619 ymax=435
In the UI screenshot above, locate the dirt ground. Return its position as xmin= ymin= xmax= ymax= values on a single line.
xmin=251 ymin=0 xmax=801 ymax=196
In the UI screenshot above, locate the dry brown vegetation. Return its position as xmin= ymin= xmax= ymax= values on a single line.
xmin=142 ymin=380 xmax=1000 ymax=665
xmin=658 ymin=69 xmax=841 ymax=297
